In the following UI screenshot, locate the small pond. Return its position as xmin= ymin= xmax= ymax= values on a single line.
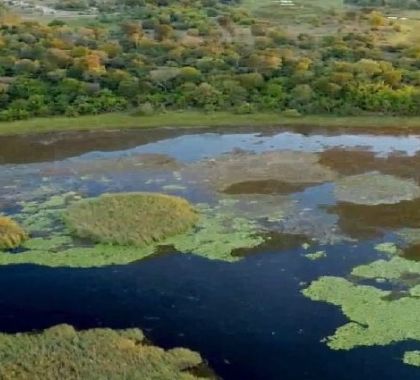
xmin=0 ymin=126 xmax=419 ymax=379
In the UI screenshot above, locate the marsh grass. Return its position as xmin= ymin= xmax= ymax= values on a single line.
xmin=64 ymin=193 xmax=199 ymax=247
xmin=0 ymin=216 xmax=28 ymax=250
xmin=0 ymin=324 xmax=211 ymax=380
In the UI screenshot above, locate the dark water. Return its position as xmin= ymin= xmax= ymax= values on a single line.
xmin=0 ymin=127 xmax=419 ymax=380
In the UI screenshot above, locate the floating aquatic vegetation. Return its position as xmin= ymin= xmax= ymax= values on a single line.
xmin=218 ymin=195 xmax=295 ymax=223
xmin=404 ymin=351 xmax=420 ymax=367
xmin=334 ymin=172 xmax=420 ymax=205
xmin=22 ymin=235 xmax=73 ymax=251
xmin=352 ymin=256 xmax=420 ymax=280
xmin=409 ymin=285 xmax=420 ymax=297
xmin=0 ymin=324 xmax=212 ymax=380
xmin=183 ymin=151 xmax=337 ymax=193
xmin=0 ymin=216 xmax=28 ymax=250
xmin=302 ymin=276 xmax=420 ymax=353
xmin=374 ymin=242 xmax=399 ymax=255
xmin=397 ymin=229 xmax=420 ymax=245
xmin=277 ymin=206 xmax=347 ymax=245
xmin=0 ymin=195 xmax=266 ymax=267
xmin=162 ymin=184 xmax=188 ymax=191
xmin=46 ymin=153 xmax=181 ymax=177
xmin=304 ymin=251 xmax=327 ymax=260
xmin=165 ymin=203 xmax=264 ymax=262
xmin=16 ymin=192 xmax=81 ymax=234
xmin=65 ymin=193 xmax=199 ymax=247
xmin=0 ymin=243 xmax=156 ymax=268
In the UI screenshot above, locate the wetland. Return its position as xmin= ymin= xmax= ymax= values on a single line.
xmin=0 ymin=125 xmax=419 ymax=379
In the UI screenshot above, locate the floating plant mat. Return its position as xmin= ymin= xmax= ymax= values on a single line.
xmin=43 ymin=153 xmax=182 ymax=177
xmin=0 ymin=324 xmax=214 ymax=379
xmin=0 ymin=192 xmax=271 ymax=267
xmin=182 ymin=151 xmax=338 ymax=194
xmin=334 ymin=172 xmax=420 ymax=206
xmin=303 ymin=242 xmax=420 ymax=368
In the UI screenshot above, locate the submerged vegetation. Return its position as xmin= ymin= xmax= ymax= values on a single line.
xmin=185 ymin=151 xmax=337 ymax=194
xmin=0 ymin=324 xmax=212 ymax=380
xmin=65 ymin=192 xmax=199 ymax=246
xmin=0 ymin=216 xmax=28 ymax=249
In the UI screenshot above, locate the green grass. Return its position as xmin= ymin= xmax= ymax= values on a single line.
xmin=0 ymin=324 xmax=211 ymax=380
xmin=2 ymin=111 xmax=420 ymax=136
xmin=65 ymin=192 xmax=199 ymax=247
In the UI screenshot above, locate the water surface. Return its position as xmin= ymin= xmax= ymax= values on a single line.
xmin=0 ymin=126 xmax=419 ymax=379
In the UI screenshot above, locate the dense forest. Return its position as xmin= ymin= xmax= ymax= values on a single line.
xmin=345 ymin=0 xmax=420 ymax=9
xmin=1 ymin=0 xmax=420 ymax=121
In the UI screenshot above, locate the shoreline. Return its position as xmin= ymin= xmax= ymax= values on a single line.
xmin=1 ymin=111 xmax=420 ymax=136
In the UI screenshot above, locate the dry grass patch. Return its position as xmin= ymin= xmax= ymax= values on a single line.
xmin=0 ymin=216 xmax=28 ymax=250
xmin=65 ymin=192 xmax=199 ymax=246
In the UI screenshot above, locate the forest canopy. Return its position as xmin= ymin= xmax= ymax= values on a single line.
xmin=1 ymin=0 xmax=420 ymax=121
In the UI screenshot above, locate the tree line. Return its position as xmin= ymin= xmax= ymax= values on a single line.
xmin=1 ymin=0 xmax=420 ymax=121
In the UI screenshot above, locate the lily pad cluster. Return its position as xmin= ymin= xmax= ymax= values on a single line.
xmin=0 ymin=324 xmax=212 ymax=380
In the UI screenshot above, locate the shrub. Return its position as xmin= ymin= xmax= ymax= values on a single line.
xmin=132 ymin=102 xmax=155 ymax=116
xmin=281 ymin=108 xmax=302 ymax=118
xmin=0 ymin=216 xmax=28 ymax=250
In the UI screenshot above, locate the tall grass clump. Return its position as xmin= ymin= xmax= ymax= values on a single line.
xmin=0 ymin=216 xmax=28 ymax=249
xmin=64 ymin=192 xmax=199 ymax=246
xmin=0 ymin=324 xmax=212 ymax=379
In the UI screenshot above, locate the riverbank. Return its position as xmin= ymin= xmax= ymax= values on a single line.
xmin=1 ymin=111 xmax=420 ymax=136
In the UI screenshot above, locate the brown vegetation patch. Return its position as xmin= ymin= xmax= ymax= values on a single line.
xmin=222 ymin=179 xmax=315 ymax=195
xmin=185 ymin=151 xmax=337 ymax=192
xmin=400 ymin=244 xmax=420 ymax=262
xmin=69 ymin=153 xmax=180 ymax=175
xmin=329 ymin=198 xmax=420 ymax=239
xmin=0 ymin=216 xmax=28 ymax=250
xmin=319 ymin=149 xmax=420 ymax=184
